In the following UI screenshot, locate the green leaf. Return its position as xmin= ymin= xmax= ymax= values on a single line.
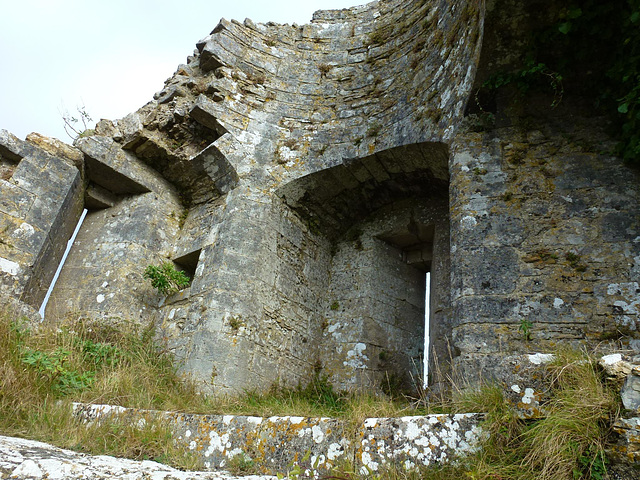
xmin=618 ymin=103 xmax=629 ymax=113
xmin=631 ymin=11 xmax=640 ymax=23
xmin=558 ymin=22 xmax=572 ymax=34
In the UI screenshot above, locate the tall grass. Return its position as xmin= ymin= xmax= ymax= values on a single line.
xmin=0 ymin=309 xmax=421 ymax=469
xmin=0 ymin=309 xmax=210 ymax=468
xmin=437 ymin=349 xmax=619 ymax=480
xmin=0 ymin=309 xmax=622 ymax=478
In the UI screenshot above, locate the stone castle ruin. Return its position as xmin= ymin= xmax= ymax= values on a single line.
xmin=0 ymin=0 xmax=638 ymax=397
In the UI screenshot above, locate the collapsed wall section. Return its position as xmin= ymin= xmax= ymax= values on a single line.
xmin=0 ymin=131 xmax=84 ymax=312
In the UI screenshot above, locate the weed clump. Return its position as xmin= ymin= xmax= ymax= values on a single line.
xmin=144 ymin=262 xmax=190 ymax=295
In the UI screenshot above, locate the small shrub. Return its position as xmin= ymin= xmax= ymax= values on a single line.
xmin=501 ymin=191 xmax=514 ymax=201
xmin=248 ymin=72 xmax=266 ymax=85
xmin=518 ymin=318 xmax=533 ymax=341
xmin=565 ymin=251 xmax=587 ymax=272
xmin=318 ymin=64 xmax=333 ymax=77
xmin=228 ymin=316 xmax=244 ymax=331
xmin=228 ymin=453 xmax=257 ymax=475
xmin=144 ymin=262 xmax=190 ymax=295
xmin=283 ymin=138 xmax=298 ymax=150
xmin=368 ymin=24 xmax=394 ymax=45
xmin=61 ymin=104 xmax=93 ymax=141
xmin=178 ymin=209 xmax=189 ymax=229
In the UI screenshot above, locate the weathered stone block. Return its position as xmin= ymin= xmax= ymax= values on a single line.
xmin=191 ymin=95 xmax=228 ymax=135
xmin=355 ymin=415 xmax=484 ymax=472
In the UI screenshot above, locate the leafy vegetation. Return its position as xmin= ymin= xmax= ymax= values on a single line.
xmin=518 ymin=318 xmax=533 ymax=341
xmin=549 ymin=0 xmax=640 ymax=164
xmin=144 ymin=262 xmax=190 ymax=295
xmin=478 ymin=0 xmax=640 ymax=164
xmin=481 ymin=58 xmax=564 ymax=108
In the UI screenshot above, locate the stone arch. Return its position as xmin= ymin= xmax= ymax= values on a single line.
xmin=277 ymin=142 xmax=452 ymax=394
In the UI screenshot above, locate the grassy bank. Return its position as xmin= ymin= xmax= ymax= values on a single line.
xmin=0 ymin=309 xmax=623 ymax=478
xmin=0 ymin=310 xmax=417 ymax=471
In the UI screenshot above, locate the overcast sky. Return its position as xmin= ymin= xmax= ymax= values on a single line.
xmin=0 ymin=0 xmax=365 ymax=143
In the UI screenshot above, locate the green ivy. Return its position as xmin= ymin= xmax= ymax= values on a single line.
xmin=479 ymin=0 xmax=640 ymax=164
xmin=550 ymin=0 xmax=640 ymax=163
xmin=482 ymin=58 xmax=563 ymax=108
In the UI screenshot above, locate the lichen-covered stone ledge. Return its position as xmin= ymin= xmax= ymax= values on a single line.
xmin=0 ymin=435 xmax=275 ymax=480
xmin=72 ymin=403 xmax=484 ymax=475
xmin=355 ymin=414 xmax=484 ymax=473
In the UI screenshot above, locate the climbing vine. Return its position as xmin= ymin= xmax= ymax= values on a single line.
xmin=478 ymin=0 xmax=640 ymax=164
xmin=547 ymin=0 xmax=640 ymax=163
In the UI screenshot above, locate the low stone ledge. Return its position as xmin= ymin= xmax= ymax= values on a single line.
xmin=611 ymin=417 xmax=640 ymax=464
xmin=72 ymin=404 xmax=484 ymax=475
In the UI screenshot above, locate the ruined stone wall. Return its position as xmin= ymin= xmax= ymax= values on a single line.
xmin=4 ymin=0 xmax=639 ymax=400
xmin=449 ymin=114 xmax=640 ymax=382
xmin=165 ymin=194 xmax=333 ymax=393
xmin=0 ymin=131 xmax=84 ymax=311
xmin=134 ymin=0 xmax=481 ymax=394
xmin=45 ymin=136 xmax=184 ymax=323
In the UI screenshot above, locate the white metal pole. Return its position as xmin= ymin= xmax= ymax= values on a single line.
xmin=423 ymin=271 xmax=430 ymax=388
xmin=38 ymin=208 xmax=88 ymax=320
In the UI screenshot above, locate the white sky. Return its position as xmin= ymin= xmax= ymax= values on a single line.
xmin=0 ymin=0 xmax=365 ymax=143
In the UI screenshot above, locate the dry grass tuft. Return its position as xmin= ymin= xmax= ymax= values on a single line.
xmin=0 ymin=309 xmax=209 ymax=469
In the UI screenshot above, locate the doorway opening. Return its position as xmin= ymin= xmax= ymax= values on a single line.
xmin=377 ymin=222 xmax=434 ymax=389
xmin=424 ymin=271 xmax=430 ymax=388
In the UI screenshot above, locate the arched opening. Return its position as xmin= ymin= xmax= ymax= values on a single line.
xmin=277 ymin=142 xmax=452 ymax=395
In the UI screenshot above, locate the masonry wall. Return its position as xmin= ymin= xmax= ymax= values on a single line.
xmin=162 ymin=193 xmax=333 ymax=394
xmin=449 ymin=115 xmax=640 ymax=382
xmin=321 ymin=197 xmax=451 ymax=392
xmin=143 ymin=0 xmax=481 ymax=394
xmin=5 ymin=0 xmax=639 ymax=401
